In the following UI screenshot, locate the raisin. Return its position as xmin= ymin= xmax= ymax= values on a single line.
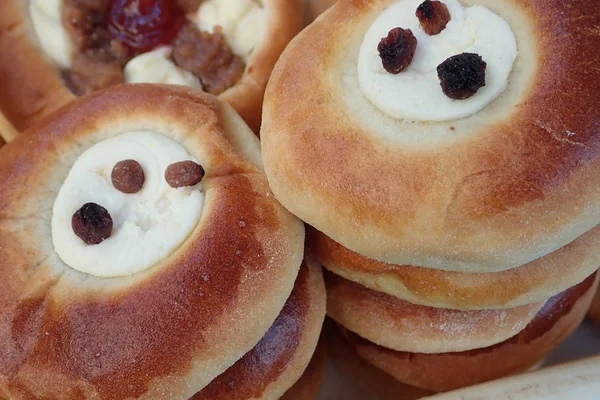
xmin=377 ymin=28 xmax=417 ymax=74
xmin=72 ymin=203 xmax=113 ymax=245
xmin=111 ymin=159 xmax=145 ymax=194
xmin=165 ymin=161 xmax=205 ymax=188
xmin=416 ymin=0 xmax=451 ymax=35
xmin=437 ymin=53 xmax=487 ymax=100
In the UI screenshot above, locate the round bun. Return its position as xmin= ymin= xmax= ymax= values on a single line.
xmin=262 ymin=0 xmax=600 ymax=273
xmin=0 ymin=0 xmax=303 ymax=132
xmin=324 ymin=270 xmax=543 ymax=353
xmin=339 ymin=272 xmax=598 ymax=392
xmin=326 ymin=320 xmax=436 ymax=400
xmin=193 ymin=259 xmax=326 ymax=400
xmin=0 ymin=84 xmax=305 ymax=399
xmin=280 ymin=338 xmax=327 ymax=400
xmin=589 ymin=285 xmax=600 ymax=329
xmin=309 ymin=226 xmax=600 ymax=309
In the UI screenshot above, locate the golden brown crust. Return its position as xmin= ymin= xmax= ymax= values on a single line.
xmin=193 ymin=259 xmax=326 ymax=400
xmin=309 ymin=226 xmax=600 ymax=309
xmin=222 ymin=0 xmax=304 ymax=132
xmin=0 ymin=0 xmax=303 ymax=134
xmin=325 ymin=270 xmax=543 ymax=353
xmin=342 ymin=272 xmax=598 ymax=392
xmin=280 ymin=337 xmax=327 ymax=400
xmin=262 ymin=0 xmax=600 ymax=273
xmin=326 ymin=320 xmax=436 ymax=400
xmin=0 ymin=0 xmax=75 ymax=132
xmin=589 ymin=286 xmax=600 ymax=329
xmin=0 ymin=85 xmax=304 ymax=400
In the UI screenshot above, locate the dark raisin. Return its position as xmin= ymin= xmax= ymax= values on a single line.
xmin=437 ymin=53 xmax=487 ymax=100
xmin=72 ymin=203 xmax=113 ymax=245
xmin=416 ymin=0 xmax=451 ymax=35
xmin=111 ymin=159 xmax=145 ymax=194
xmin=165 ymin=161 xmax=205 ymax=188
xmin=377 ymin=28 xmax=417 ymax=74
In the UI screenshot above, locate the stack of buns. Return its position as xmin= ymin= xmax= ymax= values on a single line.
xmin=0 ymin=85 xmax=325 ymax=399
xmin=262 ymin=0 xmax=600 ymax=397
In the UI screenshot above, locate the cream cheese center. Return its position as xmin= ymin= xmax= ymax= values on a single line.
xmin=51 ymin=132 xmax=204 ymax=278
xmin=358 ymin=0 xmax=517 ymax=122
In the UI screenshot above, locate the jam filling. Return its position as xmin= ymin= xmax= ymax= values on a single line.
xmin=61 ymin=0 xmax=246 ymax=96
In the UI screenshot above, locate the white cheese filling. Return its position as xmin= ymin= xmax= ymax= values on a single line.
xmin=358 ymin=0 xmax=518 ymax=122
xmin=52 ymin=132 xmax=204 ymax=278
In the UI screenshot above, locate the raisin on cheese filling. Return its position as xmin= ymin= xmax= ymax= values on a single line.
xmin=29 ymin=0 xmax=266 ymax=96
xmin=358 ymin=0 xmax=517 ymax=122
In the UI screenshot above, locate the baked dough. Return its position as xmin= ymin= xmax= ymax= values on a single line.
xmin=340 ymin=272 xmax=598 ymax=392
xmin=262 ymin=0 xmax=600 ymax=273
xmin=304 ymin=0 xmax=336 ymax=24
xmin=589 ymin=285 xmax=600 ymax=329
xmin=308 ymin=226 xmax=600 ymax=309
xmin=324 ymin=270 xmax=544 ymax=353
xmin=0 ymin=0 xmax=303 ymax=132
xmin=0 ymin=85 xmax=305 ymax=399
xmin=192 ymin=259 xmax=326 ymax=400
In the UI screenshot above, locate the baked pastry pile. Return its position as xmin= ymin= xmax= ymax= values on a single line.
xmin=0 ymin=85 xmax=325 ymax=399
xmin=262 ymin=0 xmax=600 ymax=396
xmin=0 ymin=0 xmax=302 ymax=132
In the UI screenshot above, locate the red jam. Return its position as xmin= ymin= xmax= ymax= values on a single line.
xmin=108 ymin=0 xmax=185 ymax=54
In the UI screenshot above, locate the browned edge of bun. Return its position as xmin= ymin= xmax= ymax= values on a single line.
xmin=342 ymin=272 xmax=599 ymax=392
xmin=324 ymin=270 xmax=543 ymax=354
xmin=326 ymin=320 xmax=436 ymax=400
xmin=280 ymin=337 xmax=327 ymax=400
xmin=222 ymin=0 xmax=304 ymax=133
xmin=0 ymin=1 xmax=75 ymax=131
xmin=308 ymin=225 xmax=600 ymax=310
xmin=193 ymin=259 xmax=326 ymax=400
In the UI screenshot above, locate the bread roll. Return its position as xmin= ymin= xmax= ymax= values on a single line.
xmin=304 ymin=0 xmax=337 ymax=24
xmin=309 ymin=226 xmax=600 ymax=309
xmin=340 ymin=272 xmax=598 ymax=391
xmin=0 ymin=84 xmax=305 ymax=399
xmin=0 ymin=0 xmax=303 ymax=132
xmin=262 ymin=0 xmax=600 ymax=273
xmin=325 ymin=270 xmax=543 ymax=353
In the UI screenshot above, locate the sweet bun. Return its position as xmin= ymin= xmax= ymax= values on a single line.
xmin=339 ymin=272 xmax=598 ymax=392
xmin=262 ymin=0 xmax=600 ymax=273
xmin=0 ymin=0 xmax=303 ymax=132
xmin=324 ymin=270 xmax=543 ymax=353
xmin=309 ymin=226 xmax=600 ymax=309
xmin=193 ymin=259 xmax=326 ymax=399
xmin=589 ymin=286 xmax=600 ymax=329
xmin=0 ymin=84 xmax=306 ymax=399
xmin=280 ymin=338 xmax=327 ymax=400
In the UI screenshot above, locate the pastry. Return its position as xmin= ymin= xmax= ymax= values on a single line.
xmin=262 ymin=0 xmax=600 ymax=273
xmin=0 ymin=84 xmax=325 ymax=399
xmin=280 ymin=338 xmax=327 ymax=400
xmin=0 ymin=0 xmax=303 ymax=132
xmin=334 ymin=272 xmax=598 ymax=392
xmin=309 ymin=226 xmax=600 ymax=309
